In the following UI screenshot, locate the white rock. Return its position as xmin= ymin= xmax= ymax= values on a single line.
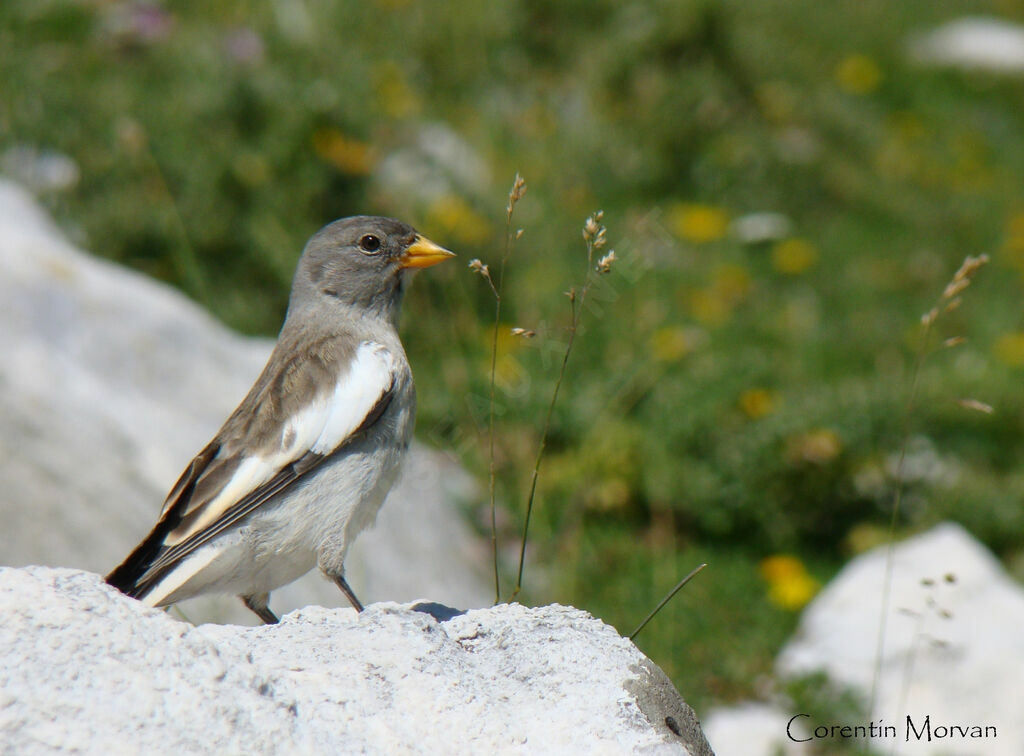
xmin=703 ymin=704 xmax=801 ymax=756
xmin=0 ymin=178 xmax=491 ymax=623
xmin=704 ymin=523 xmax=1021 ymax=756
xmin=0 ymin=566 xmax=711 ymax=755
xmin=777 ymin=522 xmax=1022 ymax=755
xmin=0 ymin=144 xmax=80 ymax=193
xmin=908 ymin=17 xmax=1024 ymax=73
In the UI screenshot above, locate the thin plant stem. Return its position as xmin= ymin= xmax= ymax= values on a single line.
xmin=169 ymin=604 xmax=193 ymax=624
xmin=893 ymin=611 xmax=926 ymax=756
xmin=868 ymin=319 xmax=931 ymax=715
xmin=511 ymin=224 xmax=600 ymax=598
xmin=630 ymin=563 xmax=708 ymax=640
xmin=867 ymin=253 xmax=987 ymax=716
xmin=512 ymin=295 xmax=578 ymax=598
xmin=484 ymin=173 xmax=525 ymax=605
xmin=486 ymin=227 xmax=513 ymax=604
xmin=487 ymin=289 xmax=502 ymax=605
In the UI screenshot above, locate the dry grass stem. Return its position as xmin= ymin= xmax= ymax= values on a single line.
xmin=512 ymin=210 xmax=612 ymax=599
xmin=629 ymin=563 xmax=708 ymax=640
xmin=481 ymin=174 xmax=529 ymax=604
xmin=869 ymin=253 xmax=989 ymax=716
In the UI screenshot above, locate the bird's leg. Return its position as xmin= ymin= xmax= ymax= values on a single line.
xmin=331 ymin=574 xmax=365 ymax=612
xmin=241 ymin=593 xmax=279 ymax=624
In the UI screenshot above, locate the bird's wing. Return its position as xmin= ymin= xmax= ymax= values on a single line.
xmin=105 ymin=340 xmax=397 ymax=599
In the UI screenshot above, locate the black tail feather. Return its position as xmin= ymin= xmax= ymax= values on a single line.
xmin=105 ymin=445 xmax=218 ymax=598
xmin=105 ymin=520 xmax=177 ymax=598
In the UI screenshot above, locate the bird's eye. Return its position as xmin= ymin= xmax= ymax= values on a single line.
xmin=359 ymin=234 xmax=381 ymax=254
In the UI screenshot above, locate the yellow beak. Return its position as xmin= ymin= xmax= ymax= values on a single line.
xmin=399 ymin=234 xmax=456 ymax=269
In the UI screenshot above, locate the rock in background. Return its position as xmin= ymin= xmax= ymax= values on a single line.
xmin=0 ymin=566 xmax=711 ymax=755
xmin=705 ymin=522 xmax=1024 ymax=756
xmin=0 ymin=178 xmax=491 ymax=623
xmin=908 ymin=17 xmax=1024 ymax=73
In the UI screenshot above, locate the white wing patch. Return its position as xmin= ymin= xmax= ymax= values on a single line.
xmin=141 ymin=543 xmax=223 ymax=607
xmin=164 ymin=456 xmax=279 ymax=547
xmin=163 ymin=341 xmax=394 ymax=547
xmin=311 ymin=342 xmax=395 ymax=454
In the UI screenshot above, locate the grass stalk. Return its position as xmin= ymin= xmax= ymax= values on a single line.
xmin=630 ymin=563 xmax=708 ymax=640
xmin=474 ymin=174 xmax=526 ymax=605
xmin=867 ymin=254 xmax=988 ymax=716
xmin=868 ymin=320 xmax=930 ymax=715
xmin=511 ymin=211 xmax=612 ymax=599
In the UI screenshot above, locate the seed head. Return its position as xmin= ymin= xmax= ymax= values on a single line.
xmin=583 ymin=211 xmax=605 ymax=244
xmin=942 ymin=254 xmax=989 ymax=300
xmin=507 ymin=173 xmax=527 ymax=218
xmin=596 ymin=249 xmax=618 ymax=274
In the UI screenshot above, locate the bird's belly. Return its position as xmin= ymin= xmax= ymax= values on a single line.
xmin=245 ymin=436 xmax=408 ymax=574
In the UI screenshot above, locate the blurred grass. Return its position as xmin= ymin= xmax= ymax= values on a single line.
xmin=4 ymin=0 xmax=1024 ymax=714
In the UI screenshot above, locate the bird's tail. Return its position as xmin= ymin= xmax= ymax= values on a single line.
xmin=105 ymin=520 xmax=176 ymax=599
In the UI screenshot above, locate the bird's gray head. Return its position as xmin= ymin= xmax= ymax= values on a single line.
xmin=288 ymin=215 xmax=454 ymax=325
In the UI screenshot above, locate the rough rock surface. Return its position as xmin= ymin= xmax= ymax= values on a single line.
xmin=0 ymin=566 xmax=711 ymax=755
xmin=705 ymin=523 xmax=1024 ymax=756
xmin=0 ymin=178 xmax=490 ymax=622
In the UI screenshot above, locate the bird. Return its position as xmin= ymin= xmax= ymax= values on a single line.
xmin=106 ymin=215 xmax=454 ymax=624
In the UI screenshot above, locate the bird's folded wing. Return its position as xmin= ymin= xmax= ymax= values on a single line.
xmin=107 ymin=340 xmax=396 ymax=595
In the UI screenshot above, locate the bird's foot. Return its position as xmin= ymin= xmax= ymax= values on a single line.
xmin=331 ymin=574 xmax=365 ymax=612
xmin=242 ymin=593 xmax=279 ymax=624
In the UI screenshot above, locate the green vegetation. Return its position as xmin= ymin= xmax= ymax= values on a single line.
xmin=4 ymin=0 xmax=1024 ymax=713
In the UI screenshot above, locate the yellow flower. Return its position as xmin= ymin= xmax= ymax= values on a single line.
xmin=712 ymin=263 xmax=752 ymax=301
xmin=688 ymin=288 xmax=731 ymax=326
xmin=768 ymin=572 xmax=820 ymax=610
xmin=667 ymin=203 xmax=730 ymax=243
xmin=494 ymin=354 xmax=527 ymax=395
xmin=493 ymin=324 xmax=529 ymax=354
xmin=994 ymin=333 xmax=1024 ymax=368
xmin=425 ymin=195 xmax=491 ymax=246
xmin=835 ymin=54 xmax=882 ymax=95
xmin=650 ymin=326 xmax=695 ymax=363
xmin=739 ymin=388 xmax=779 ymax=419
xmin=760 ymin=554 xmax=804 ymax=582
xmin=311 ymin=128 xmax=375 ymax=175
xmin=760 ymin=555 xmax=819 ymax=610
xmin=372 ymin=60 xmax=420 ymax=119
xmin=785 ymin=428 xmax=842 ymax=465
xmin=772 ymin=238 xmax=818 ymax=275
